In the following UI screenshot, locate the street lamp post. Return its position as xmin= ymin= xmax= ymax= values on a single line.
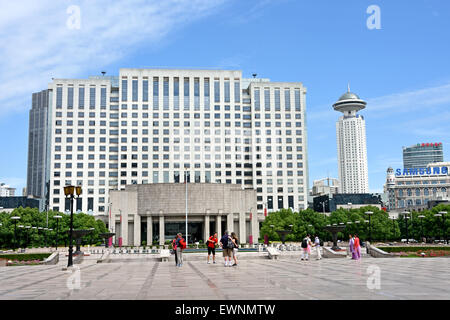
xmin=31 ymin=227 xmax=37 ymax=247
xmin=38 ymin=227 xmax=43 ymax=246
xmin=418 ymin=215 xmax=425 ymax=243
xmin=25 ymin=226 xmax=31 ymax=248
xmin=401 ymin=211 xmax=411 ymax=244
xmin=390 ymin=216 xmax=396 ymax=241
xmin=11 ymin=216 xmax=20 ymax=251
xmin=438 ymin=211 xmax=447 ymax=244
xmin=365 ymin=211 xmax=373 ymax=242
xmin=54 ymin=215 xmax=62 ymax=250
xmin=44 ymin=227 xmax=49 ymax=247
xmin=64 ymin=185 xmax=82 ymax=268
xmin=18 ymin=225 xmax=24 ymax=249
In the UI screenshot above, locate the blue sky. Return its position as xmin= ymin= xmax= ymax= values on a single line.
xmin=1 ymin=0 xmax=450 ymax=194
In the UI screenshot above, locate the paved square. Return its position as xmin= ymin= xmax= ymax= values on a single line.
xmin=0 ymin=255 xmax=449 ymax=300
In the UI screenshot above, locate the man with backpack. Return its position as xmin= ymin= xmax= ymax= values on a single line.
xmin=175 ymin=233 xmax=186 ymax=267
xmin=300 ymin=234 xmax=312 ymax=261
xmin=220 ymin=230 xmax=233 ymax=267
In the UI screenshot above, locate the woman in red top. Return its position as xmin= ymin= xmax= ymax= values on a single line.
xmin=353 ymin=234 xmax=361 ymax=260
xmin=207 ymin=232 xmax=218 ymax=264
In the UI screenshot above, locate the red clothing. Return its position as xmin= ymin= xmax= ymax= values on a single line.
xmin=207 ymin=236 xmax=218 ymax=248
xmin=354 ymin=237 xmax=360 ymax=250
xmin=172 ymin=239 xmax=177 ymax=249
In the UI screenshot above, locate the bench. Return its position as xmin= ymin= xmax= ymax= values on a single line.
xmin=159 ymin=249 xmax=171 ymax=262
xmin=267 ymin=247 xmax=281 ymax=260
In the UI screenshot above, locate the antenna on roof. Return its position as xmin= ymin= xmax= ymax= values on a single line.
xmin=101 ymin=71 xmax=106 ymax=76
xmin=252 ymin=73 xmax=257 ymax=78
xmin=347 ymin=82 xmax=351 ymax=93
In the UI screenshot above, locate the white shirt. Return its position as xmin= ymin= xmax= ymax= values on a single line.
xmin=314 ymin=237 xmax=320 ymax=246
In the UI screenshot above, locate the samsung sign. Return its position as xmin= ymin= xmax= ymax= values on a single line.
xmin=396 ymin=166 xmax=449 ymax=176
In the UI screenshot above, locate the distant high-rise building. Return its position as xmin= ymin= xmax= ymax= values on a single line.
xmin=403 ymin=143 xmax=443 ymax=169
xmin=333 ymin=86 xmax=369 ymax=194
xmin=311 ymin=177 xmax=340 ymax=197
xmin=27 ymin=89 xmax=50 ymax=200
xmin=0 ymin=183 xmax=15 ymax=197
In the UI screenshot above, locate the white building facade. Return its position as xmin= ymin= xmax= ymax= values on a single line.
xmin=333 ymin=89 xmax=369 ymax=194
xmin=0 ymin=183 xmax=15 ymax=197
xmin=28 ymin=68 xmax=309 ymax=224
xmin=384 ymin=163 xmax=450 ymax=212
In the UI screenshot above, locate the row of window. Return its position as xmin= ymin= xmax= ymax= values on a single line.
xmin=55 ymin=136 xmax=303 ymax=145
xmin=56 ymin=86 xmax=107 ymax=109
xmin=396 ymin=180 xmax=447 ymax=185
xmin=122 ymin=78 xmax=241 ymax=104
xmin=397 ymin=187 xmax=447 ymax=197
xmin=54 ymin=127 xmax=303 ymax=137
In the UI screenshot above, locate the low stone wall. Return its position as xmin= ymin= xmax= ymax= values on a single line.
xmin=97 ymin=251 xmax=111 ymax=263
xmin=42 ymin=252 xmax=59 ymax=265
xmin=366 ymin=242 xmax=399 ymax=258
xmin=323 ymin=247 xmax=347 ymax=258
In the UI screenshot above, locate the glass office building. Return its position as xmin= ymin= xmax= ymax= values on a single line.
xmin=403 ymin=143 xmax=443 ymax=169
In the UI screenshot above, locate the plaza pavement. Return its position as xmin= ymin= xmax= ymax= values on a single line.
xmin=0 ymin=251 xmax=449 ymax=300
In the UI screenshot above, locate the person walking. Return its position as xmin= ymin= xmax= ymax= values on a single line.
xmin=314 ymin=235 xmax=322 ymax=260
xmin=300 ymin=234 xmax=312 ymax=261
xmin=175 ymin=233 xmax=186 ymax=267
xmin=354 ymin=234 xmax=361 ymax=260
xmin=219 ymin=230 xmax=233 ymax=267
xmin=348 ymin=234 xmax=355 ymax=259
xmin=172 ymin=235 xmax=178 ymax=266
xmin=206 ymin=232 xmax=218 ymax=264
xmin=230 ymin=232 xmax=239 ymax=266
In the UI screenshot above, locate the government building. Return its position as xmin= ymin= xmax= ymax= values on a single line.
xmin=110 ymin=183 xmax=257 ymax=245
xmin=26 ymin=68 xmax=309 ymax=241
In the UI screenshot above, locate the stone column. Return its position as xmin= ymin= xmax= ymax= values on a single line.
xmin=120 ymin=210 xmax=128 ymax=247
xmin=147 ymin=215 xmax=153 ymax=246
xmin=216 ymin=215 xmax=222 ymax=239
xmin=251 ymin=212 xmax=259 ymax=244
xmin=134 ymin=214 xmax=141 ymax=247
xmin=204 ymin=212 xmax=210 ymax=242
xmin=239 ymin=212 xmax=246 ymax=243
xmin=227 ymin=213 xmax=234 ymax=234
xmin=159 ymin=214 xmax=165 ymax=245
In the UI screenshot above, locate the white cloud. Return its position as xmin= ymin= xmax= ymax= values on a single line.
xmin=0 ymin=0 xmax=225 ymax=116
xmin=366 ymin=82 xmax=450 ymax=117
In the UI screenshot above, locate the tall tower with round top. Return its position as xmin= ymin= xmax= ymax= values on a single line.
xmin=333 ymin=86 xmax=369 ymax=193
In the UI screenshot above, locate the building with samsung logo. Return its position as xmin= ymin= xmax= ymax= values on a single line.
xmin=384 ymin=162 xmax=450 ymax=213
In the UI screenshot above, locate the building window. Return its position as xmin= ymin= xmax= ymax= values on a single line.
xmin=214 ymin=79 xmax=220 ymax=103
xmin=132 ymin=79 xmax=138 ymax=102
xmin=224 ymin=80 xmax=230 ymax=102
xmin=153 ymin=77 xmax=159 ymax=108
xmin=56 ymin=87 xmax=62 ymax=108
xmin=143 ymin=79 xmax=148 ymax=101
xmin=89 ymin=87 xmax=96 ymax=108
xmin=234 ymin=81 xmax=240 ymax=103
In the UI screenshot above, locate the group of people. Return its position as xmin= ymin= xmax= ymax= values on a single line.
xmin=172 ymin=231 xmax=361 ymax=267
xmin=300 ymin=234 xmax=322 ymax=261
xmin=172 ymin=233 xmax=187 ymax=267
xmin=171 ymin=230 xmax=240 ymax=267
xmin=207 ymin=230 xmax=240 ymax=267
xmin=348 ymin=234 xmax=361 ymax=260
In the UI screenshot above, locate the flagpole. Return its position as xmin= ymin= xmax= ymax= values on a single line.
xmin=185 ymin=170 xmax=188 ymax=246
